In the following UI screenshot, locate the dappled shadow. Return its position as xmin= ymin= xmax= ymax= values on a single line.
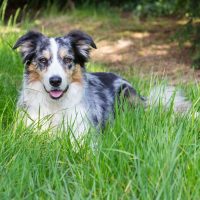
xmin=35 ymin=14 xmax=200 ymax=83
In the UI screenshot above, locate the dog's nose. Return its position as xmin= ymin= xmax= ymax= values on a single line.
xmin=49 ymin=76 xmax=62 ymax=87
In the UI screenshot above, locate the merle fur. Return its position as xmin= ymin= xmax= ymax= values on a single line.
xmin=66 ymin=30 xmax=97 ymax=67
xmin=14 ymin=30 xmax=144 ymax=130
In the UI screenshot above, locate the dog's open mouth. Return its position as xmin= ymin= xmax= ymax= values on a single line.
xmin=49 ymin=90 xmax=64 ymax=99
xmin=44 ymin=85 xmax=69 ymax=100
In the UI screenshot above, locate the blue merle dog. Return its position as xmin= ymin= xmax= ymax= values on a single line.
xmin=13 ymin=30 xmax=192 ymax=140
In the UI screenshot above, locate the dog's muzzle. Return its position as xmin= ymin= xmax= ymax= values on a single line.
xmin=44 ymin=85 xmax=69 ymax=100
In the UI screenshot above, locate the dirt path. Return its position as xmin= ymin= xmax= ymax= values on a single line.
xmin=35 ymin=13 xmax=200 ymax=83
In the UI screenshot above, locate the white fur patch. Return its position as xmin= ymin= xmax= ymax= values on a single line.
xmin=148 ymin=86 xmax=192 ymax=113
xmin=18 ymin=81 xmax=89 ymax=139
xmin=42 ymin=38 xmax=68 ymax=92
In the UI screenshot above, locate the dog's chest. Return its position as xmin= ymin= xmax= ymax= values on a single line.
xmin=27 ymin=97 xmax=89 ymax=136
xmin=19 ymin=82 xmax=89 ymax=137
xmin=41 ymin=101 xmax=88 ymax=133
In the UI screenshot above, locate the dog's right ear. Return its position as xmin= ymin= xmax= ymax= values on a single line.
xmin=13 ymin=31 xmax=44 ymax=64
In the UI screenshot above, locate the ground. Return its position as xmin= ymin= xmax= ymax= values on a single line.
xmin=34 ymin=11 xmax=200 ymax=84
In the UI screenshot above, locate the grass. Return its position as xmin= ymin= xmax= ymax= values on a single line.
xmin=1 ymin=7 xmax=200 ymax=200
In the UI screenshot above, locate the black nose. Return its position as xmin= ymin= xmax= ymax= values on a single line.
xmin=49 ymin=76 xmax=62 ymax=87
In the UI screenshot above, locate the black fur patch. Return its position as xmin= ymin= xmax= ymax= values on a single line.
xmin=66 ymin=30 xmax=97 ymax=67
xmin=13 ymin=31 xmax=48 ymax=65
xmin=91 ymin=72 xmax=118 ymax=86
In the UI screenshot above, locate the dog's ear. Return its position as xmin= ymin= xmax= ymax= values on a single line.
xmin=66 ymin=30 xmax=97 ymax=67
xmin=13 ymin=31 xmax=44 ymax=64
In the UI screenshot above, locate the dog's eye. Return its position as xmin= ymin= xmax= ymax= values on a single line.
xmin=39 ymin=57 xmax=48 ymax=64
xmin=63 ymin=57 xmax=72 ymax=64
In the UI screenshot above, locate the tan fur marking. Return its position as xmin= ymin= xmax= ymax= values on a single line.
xmin=71 ymin=66 xmax=83 ymax=83
xmin=20 ymin=41 xmax=32 ymax=53
xmin=59 ymin=48 xmax=68 ymax=58
xmin=42 ymin=50 xmax=51 ymax=59
xmin=27 ymin=64 xmax=41 ymax=83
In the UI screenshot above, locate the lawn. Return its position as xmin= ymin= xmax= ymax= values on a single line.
xmin=0 ymin=8 xmax=200 ymax=200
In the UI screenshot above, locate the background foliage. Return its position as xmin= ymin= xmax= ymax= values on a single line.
xmin=1 ymin=0 xmax=200 ymax=67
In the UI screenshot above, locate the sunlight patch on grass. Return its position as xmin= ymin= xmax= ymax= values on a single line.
xmin=0 ymin=26 xmax=21 ymax=34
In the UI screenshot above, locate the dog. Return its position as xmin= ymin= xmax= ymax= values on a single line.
xmin=13 ymin=30 xmax=193 ymax=140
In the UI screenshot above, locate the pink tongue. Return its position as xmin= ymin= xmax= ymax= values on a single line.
xmin=50 ymin=90 xmax=63 ymax=98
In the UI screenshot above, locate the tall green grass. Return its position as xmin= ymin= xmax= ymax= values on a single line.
xmin=1 ymin=32 xmax=200 ymax=199
xmin=0 ymin=6 xmax=200 ymax=199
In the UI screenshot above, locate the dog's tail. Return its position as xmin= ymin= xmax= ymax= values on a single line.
xmin=147 ymin=85 xmax=194 ymax=114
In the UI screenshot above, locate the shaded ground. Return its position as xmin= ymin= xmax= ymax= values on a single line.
xmin=34 ymin=12 xmax=200 ymax=83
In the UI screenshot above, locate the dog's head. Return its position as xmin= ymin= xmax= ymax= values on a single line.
xmin=13 ymin=30 xmax=96 ymax=100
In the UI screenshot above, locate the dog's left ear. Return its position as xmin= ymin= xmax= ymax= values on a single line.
xmin=66 ymin=30 xmax=97 ymax=67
